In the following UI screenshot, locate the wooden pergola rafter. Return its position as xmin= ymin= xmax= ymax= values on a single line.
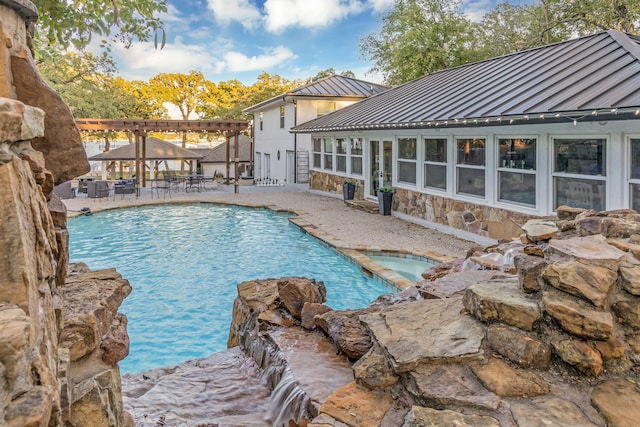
xmin=75 ymin=118 xmax=251 ymax=193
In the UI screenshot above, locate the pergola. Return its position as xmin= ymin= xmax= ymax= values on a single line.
xmin=75 ymin=118 xmax=250 ymax=193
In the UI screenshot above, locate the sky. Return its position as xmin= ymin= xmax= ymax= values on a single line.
xmin=105 ymin=0 xmax=529 ymax=86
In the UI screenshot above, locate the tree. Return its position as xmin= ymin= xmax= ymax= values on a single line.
xmin=360 ymin=0 xmax=481 ymax=85
xmin=198 ymin=79 xmax=249 ymax=121
xmin=538 ymin=0 xmax=640 ymax=35
xmin=309 ymin=68 xmax=356 ymax=81
xmin=33 ymin=0 xmax=168 ymax=50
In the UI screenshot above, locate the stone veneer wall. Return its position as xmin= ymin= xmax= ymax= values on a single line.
xmin=310 ymin=170 xmax=538 ymax=240
xmin=0 ymin=1 xmax=129 ymax=426
xmin=309 ymin=170 xmax=365 ymax=200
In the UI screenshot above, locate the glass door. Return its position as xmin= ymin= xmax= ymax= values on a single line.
xmin=369 ymin=139 xmax=393 ymax=197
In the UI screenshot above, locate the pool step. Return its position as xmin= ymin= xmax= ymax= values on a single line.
xmin=345 ymin=199 xmax=379 ymax=214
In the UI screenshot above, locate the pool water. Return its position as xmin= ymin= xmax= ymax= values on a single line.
xmin=368 ymin=254 xmax=435 ymax=282
xmin=68 ymin=204 xmax=396 ymax=373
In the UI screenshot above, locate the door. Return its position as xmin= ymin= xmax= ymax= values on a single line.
xmin=265 ymin=153 xmax=271 ymax=179
xmin=369 ymin=139 xmax=393 ymax=197
xmin=287 ymin=150 xmax=295 ymax=184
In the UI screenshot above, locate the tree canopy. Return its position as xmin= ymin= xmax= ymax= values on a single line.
xmin=361 ymin=0 xmax=640 ymax=85
xmin=33 ymin=0 xmax=168 ymax=50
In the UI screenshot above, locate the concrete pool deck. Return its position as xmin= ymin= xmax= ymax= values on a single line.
xmin=62 ymin=182 xmax=482 ymax=269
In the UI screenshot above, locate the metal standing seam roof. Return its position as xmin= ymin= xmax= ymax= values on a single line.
xmin=292 ymin=30 xmax=640 ymax=133
xmin=242 ymin=74 xmax=388 ymax=112
xmin=88 ymin=137 xmax=203 ymax=161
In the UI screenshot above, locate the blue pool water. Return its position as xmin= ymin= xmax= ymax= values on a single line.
xmin=68 ymin=204 xmax=396 ymax=373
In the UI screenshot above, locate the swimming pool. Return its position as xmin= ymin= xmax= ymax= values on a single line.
xmin=367 ymin=254 xmax=435 ymax=283
xmin=68 ymin=204 xmax=397 ymax=373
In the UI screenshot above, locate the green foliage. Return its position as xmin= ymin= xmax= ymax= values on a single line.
xmin=378 ymin=186 xmax=393 ymax=193
xmin=33 ymin=0 xmax=167 ymax=50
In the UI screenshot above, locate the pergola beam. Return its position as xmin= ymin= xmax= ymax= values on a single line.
xmin=75 ymin=118 xmax=249 ymax=133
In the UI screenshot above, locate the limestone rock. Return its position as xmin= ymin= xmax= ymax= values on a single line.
xmin=316 ymin=309 xmax=372 ymax=360
xmin=352 ymin=344 xmax=398 ymax=390
xmin=59 ymin=269 xmax=132 ymax=362
xmin=522 ymin=219 xmax=559 ymax=241
xmin=421 ymin=258 xmax=464 ymax=281
xmin=471 ymin=358 xmax=549 ymax=398
xmin=463 ymin=277 xmax=541 ymax=331
xmin=405 ymin=364 xmax=501 ymax=411
xmin=319 ymin=382 xmax=394 ymax=427
xmin=278 ymin=277 xmax=326 ymax=319
xmin=360 ymin=297 xmax=484 ymax=373
xmin=510 ymin=397 xmax=598 ymax=427
xmin=598 ymin=216 xmax=640 ymax=238
xmin=66 ymin=367 xmax=124 ymax=427
xmin=257 ymin=309 xmax=297 ymax=327
xmin=543 ymin=261 xmax=617 ymax=308
xmin=553 ymin=339 xmax=603 ymax=376
xmin=100 ymin=313 xmax=130 ymax=366
xmin=0 ymin=98 xmax=44 ymax=143
xmin=612 ymin=299 xmax=640 ymax=329
xmin=11 ymin=48 xmax=89 ymax=184
xmin=514 ymin=254 xmax=547 ymax=293
xmin=543 ymin=290 xmax=614 ymax=340
xmin=591 ymin=337 xmax=626 ymax=360
xmin=5 ymin=386 xmax=54 ymax=427
xmin=403 ymin=406 xmax=500 ymax=427
xmin=556 ymin=205 xmax=586 ymax=221
xmin=301 ymin=303 xmax=333 ymax=330
xmin=228 ymin=278 xmax=280 ymax=348
xmin=591 ymin=379 xmax=640 ymax=427
xmin=576 ymin=216 xmax=604 ymax=236
xmin=619 ymin=256 xmax=640 ymax=295
xmin=486 ymin=325 xmax=551 ymax=370
xmin=544 ymin=235 xmax=627 ymax=270
xmin=608 ymin=239 xmax=640 ymax=261
xmin=0 ymin=304 xmax=30 ymax=398
xmin=418 ymin=270 xmax=498 ymax=299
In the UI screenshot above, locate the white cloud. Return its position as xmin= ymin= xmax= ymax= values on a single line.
xmin=220 ymin=46 xmax=297 ymax=72
xmin=207 ymin=0 xmax=261 ymax=30
xmin=263 ymin=0 xmax=365 ymax=33
xmin=462 ymin=0 xmax=494 ymax=22
xmin=367 ymin=0 xmax=395 ymax=13
xmin=111 ymin=38 xmax=220 ymax=80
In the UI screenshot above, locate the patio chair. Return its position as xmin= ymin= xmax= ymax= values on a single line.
xmin=53 ymin=181 xmax=75 ymax=199
xmin=114 ymin=179 xmax=136 ymax=199
xmin=153 ymin=178 xmax=171 ymax=199
xmin=87 ymin=180 xmax=111 ymax=200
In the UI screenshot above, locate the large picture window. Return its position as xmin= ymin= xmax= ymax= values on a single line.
xmin=631 ymin=138 xmax=640 ymax=212
xmin=456 ymin=138 xmax=486 ymax=197
xmin=336 ymin=137 xmax=347 ymax=173
xmin=424 ymin=138 xmax=447 ymax=190
xmin=350 ymin=137 xmax=363 ymax=175
xmin=498 ymin=138 xmax=537 ymax=207
xmin=312 ymin=137 xmax=322 ymax=169
xmin=553 ymin=138 xmax=606 ymax=211
xmin=397 ymin=137 xmax=417 ymax=185
xmin=323 ymin=138 xmax=333 ymax=171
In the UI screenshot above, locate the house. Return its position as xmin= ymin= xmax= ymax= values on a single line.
xmin=243 ymin=74 xmax=387 ymax=184
xmin=190 ymin=135 xmax=252 ymax=179
xmin=292 ymin=30 xmax=640 ymax=240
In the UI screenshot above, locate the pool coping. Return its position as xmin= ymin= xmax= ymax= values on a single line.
xmin=66 ymin=199 xmax=457 ymax=291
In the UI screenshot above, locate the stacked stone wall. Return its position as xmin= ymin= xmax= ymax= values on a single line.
xmin=0 ymin=1 xmax=128 ymax=426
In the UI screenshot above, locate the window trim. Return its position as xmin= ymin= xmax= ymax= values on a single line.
xmin=349 ymin=136 xmax=364 ymax=176
xmin=396 ymin=136 xmax=418 ymax=186
xmin=495 ymin=136 xmax=538 ymax=208
xmin=628 ymin=135 xmax=640 ymax=212
xmin=422 ymin=136 xmax=448 ymax=192
xmin=455 ymin=137 xmax=487 ymax=198
xmin=279 ymin=105 xmax=285 ymax=129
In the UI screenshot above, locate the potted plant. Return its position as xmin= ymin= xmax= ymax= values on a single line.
xmin=343 ymin=179 xmax=356 ymax=201
xmin=377 ymin=186 xmax=394 ymax=215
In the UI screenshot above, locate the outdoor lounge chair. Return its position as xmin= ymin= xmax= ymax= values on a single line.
xmin=114 ymin=179 xmax=136 ymax=199
xmin=153 ymin=178 xmax=171 ymax=199
xmin=53 ymin=181 xmax=75 ymax=199
xmin=87 ymin=180 xmax=110 ymax=200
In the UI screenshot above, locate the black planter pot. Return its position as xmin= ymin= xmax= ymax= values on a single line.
xmin=377 ymin=191 xmax=393 ymax=215
xmin=343 ymin=183 xmax=356 ymax=201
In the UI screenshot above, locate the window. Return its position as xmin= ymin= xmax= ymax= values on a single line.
xmin=630 ymin=138 xmax=640 ymax=211
xmin=335 ymin=137 xmax=347 ymax=172
xmin=279 ymin=105 xmax=285 ymax=128
xmin=313 ymin=137 xmax=322 ymax=169
xmin=397 ymin=137 xmax=417 ymax=185
xmin=497 ymin=138 xmax=536 ymax=207
xmin=259 ymin=112 xmax=263 ymax=131
xmin=323 ymin=138 xmax=333 ymax=170
xmin=424 ymin=138 xmax=447 ymax=190
xmin=553 ymin=138 xmax=606 ymax=211
xmin=350 ymin=137 xmax=363 ymax=175
xmin=456 ymin=138 xmax=486 ymax=197
xmin=317 ymin=102 xmax=336 ymax=117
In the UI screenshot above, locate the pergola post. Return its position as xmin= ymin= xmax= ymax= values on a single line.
xmin=234 ymin=127 xmax=239 ymax=194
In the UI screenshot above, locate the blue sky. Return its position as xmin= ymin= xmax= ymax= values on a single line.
xmin=107 ymin=0 xmax=531 ymax=85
